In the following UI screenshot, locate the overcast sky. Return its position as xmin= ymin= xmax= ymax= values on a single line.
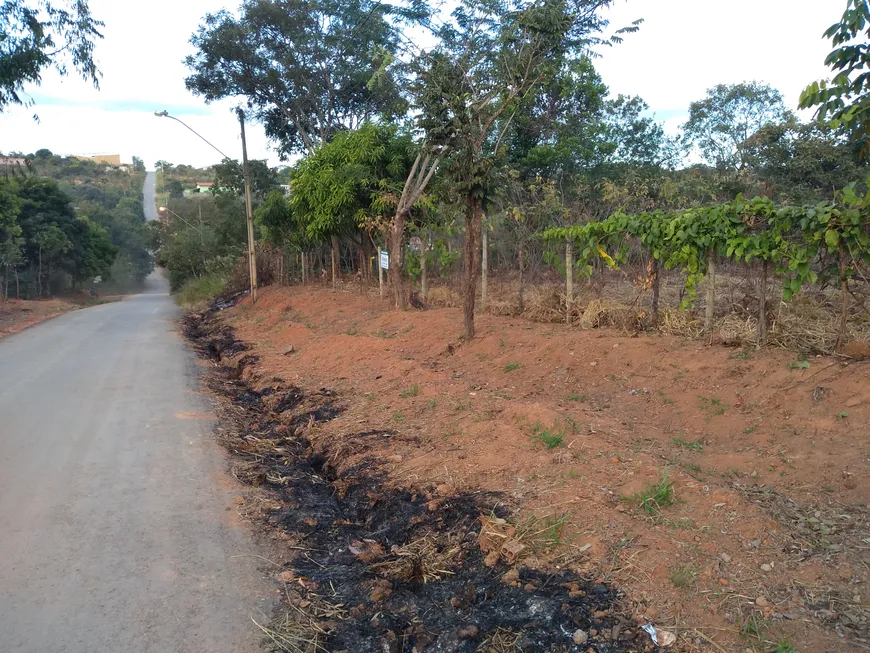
xmin=0 ymin=0 xmax=846 ymax=170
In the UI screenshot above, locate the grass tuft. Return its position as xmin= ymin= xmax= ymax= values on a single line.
xmin=503 ymin=361 xmax=522 ymax=373
xmin=399 ymin=384 xmax=420 ymax=398
xmin=630 ymin=472 xmax=675 ymax=515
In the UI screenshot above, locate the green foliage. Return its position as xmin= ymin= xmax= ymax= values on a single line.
xmin=185 ymin=0 xmax=417 ymax=157
xmin=0 ymin=0 xmax=103 ymax=111
xmin=503 ymin=361 xmax=522 ymax=372
xmin=175 ymin=272 xmax=227 ymax=306
xmin=774 ymin=639 xmax=796 ymax=653
xmin=399 ymin=384 xmax=420 ymax=398
xmin=671 ymin=437 xmax=703 ymax=451
xmin=683 ymin=82 xmax=790 ymax=172
xmin=630 ymin=472 xmax=675 ymax=515
xmin=801 ymin=0 xmax=870 ymax=159
xmin=531 ymin=421 xmax=565 ymax=449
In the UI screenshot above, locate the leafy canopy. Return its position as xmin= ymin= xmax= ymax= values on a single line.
xmin=800 ymin=0 xmax=870 ymax=159
xmin=0 ymin=0 xmax=103 ymax=111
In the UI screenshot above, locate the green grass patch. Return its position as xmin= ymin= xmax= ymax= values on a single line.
xmin=175 ymin=273 xmax=226 ymax=306
xmin=531 ymin=421 xmax=565 ymax=449
xmin=372 ymin=329 xmax=396 ymax=339
xmin=669 ymin=563 xmax=697 ymax=588
xmin=697 ymin=395 xmax=726 ymax=416
xmin=670 ymin=437 xmax=703 ymax=451
xmin=630 ymin=472 xmax=675 ymax=516
xmin=503 ymin=361 xmax=522 ymax=373
xmin=391 ymin=410 xmax=405 ymax=423
xmin=400 ymin=384 xmax=420 ymax=398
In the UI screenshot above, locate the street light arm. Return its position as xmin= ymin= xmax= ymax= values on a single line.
xmin=154 ymin=110 xmax=231 ymax=160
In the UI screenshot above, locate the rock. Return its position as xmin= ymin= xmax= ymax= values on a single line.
xmin=756 ymin=596 xmax=770 ymax=608
xmin=655 ymin=628 xmax=677 ymax=647
xmin=370 ymin=579 xmax=393 ymax=602
xmin=572 ymin=629 xmax=589 ymax=645
xmin=385 ymin=454 xmax=403 ymax=463
xmin=456 ymin=625 xmax=479 ymax=640
xmin=720 ymin=553 xmax=731 ymax=564
xmin=275 ymin=570 xmax=295 ymax=583
xmin=282 ymin=345 xmax=295 ymax=355
xmin=483 ymin=550 xmax=500 ymax=567
xmin=718 ymin=578 xmax=729 ymax=586
xmin=435 ymin=483 xmax=452 ymax=495
xmin=523 ymin=583 xmax=536 ymax=592
xmin=760 ymin=564 xmax=772 ymax=572
xmin=501 ymin=568 xmax=520 ymax=584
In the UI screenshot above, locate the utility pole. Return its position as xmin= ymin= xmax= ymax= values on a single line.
xmin=238 ymin=109 xmax=258 ymax=304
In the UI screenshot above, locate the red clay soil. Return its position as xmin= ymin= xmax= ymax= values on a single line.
xmin=0 ymin=298 xmax=79 ymax=339
xmin=221 ymin=284 xmax=870 ymax=652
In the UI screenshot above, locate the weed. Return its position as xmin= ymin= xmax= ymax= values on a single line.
xmin=671 ymin=437 xmax=703 ymax=452
xmin=743 ymin=425 xmax=757 ymax=434
xmin=401 ymin=323 xmax=415 ymax=334
xmin=789 ymin=355 xmax=810 ymax=370
xmin=669 ymin=563 xmax=697 ymax=588
xmin=658 ymin=389 xmax=675 ymax=405
xmin=774 ymin=639 xmax=796 ymax=653
xmin=567 ymin=393 xmax=585 ymax=402
xmin=728 ymin=346 xmax=753 ymax=360
xmin=504 ymin=361 xmax=522 ymax=373
xmin=630 ymin=472 xmax=675 ymax=515
xmin=837 ymin=411 xmax=849 ymax=420
xmin=372 ymin=329 xmax=396 ymax=339
xmin=566 ymin=469 xmax=581 ymax=479
xmin=739 ymin=613 xmax=768 ymax=643
xmin=425 ymin=399 xmax=437 ymax=410
xmin=515 ymin=513 xmax=571 ymax=549
xmin=499 ymin=338 xmax=506 ymax=348
xmin=391 ymin=410 xmax=405 ymax=423
xmin=476 ymin=354 xmax=487 ymax=361
xmin=564 ymin=416 xmax=579 ymax=434
xmin=531 ymin=421 xmax=565 ymax=449
xmin=682 ymin=462 xmax=702 ymax=473
xmin=400 ymin=384 xmax=420 ymax=398
xmin=305 ymin=322 xmax=317 ymax=330
xmin=698 ymin=395 xmax=726 ymax=416
xmin=343 ymin=328 xmax=359 ymax=336
xmin=455 ymin=399 xmax=471 ymax=411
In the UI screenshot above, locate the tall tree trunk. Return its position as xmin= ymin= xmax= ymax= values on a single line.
xmin=651 ymin=257 xmax=661 ymax=322
xmin=705 ymin=249 xmax=716 ymax=336
xmin=462 ymin=195 xmax=483 ymax=338
xmin=15 ymin=268 xmax=20 ymax=299
xmin=481 ymin=226 xmax=488 ymax=311
xmin=757 ymin=260 xmax=768 ymax=349
xmin=837 ymin=249 xmax=849 ymax=351
xmin=38 ymin=246 xmax=43 ymax=298
xmin=3 ymin=264 xmax=8 ymax=302
xmin=421 ymin=229 xmax=428 ymax=301
xmin=566 ymin=241 xmax=574 ymax=325
xmin=301 ymin=252 xmax=307 ymax=285
xmin=517 ymin=243 xmax=525 ymax=313
xmin=331 ymin=235 xmax=339 ymax=289
xmin=390 ymin=210 xmax=408 ymax=308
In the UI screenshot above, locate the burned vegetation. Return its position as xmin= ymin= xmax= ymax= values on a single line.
xmin=183 ymin=304 xmax=656 ymax=653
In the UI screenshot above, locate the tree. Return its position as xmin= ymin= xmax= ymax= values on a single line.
xmin=0 ymin=0 xmax=103 ymax=111
xmin=212 ymin=158 xmax=278 ymax=200
xmin=0 ymin=178 xmax=22 ymax=299
xmin=34 ymin=224 xmax=69 ymax=295
xmin=416 ymin=0 xmax=614 ymax=338
xmin=683 ymin=82 xmax=790 ymax=173
xmin=800 ymin=0 xmax=870 ymax=160
xmin=748 ymin=118 xmax=865 ymax=202
xmin=185 ymin=0 xmax=422 ymax=158
xmin=602 ymin=95 xmax=676 ymax=168
xmin=131 ymin=156 xmax=146 ymax=172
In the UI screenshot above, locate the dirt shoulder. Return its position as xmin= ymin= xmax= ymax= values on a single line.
xmin=0 ymin=298 xmax=79 ymax=339
xmin=205 ymin=285 xmax=870 ymax=652
xmin=0 ymin=295 xmax=126 ymax=340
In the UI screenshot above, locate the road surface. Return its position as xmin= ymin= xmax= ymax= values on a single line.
xmin=0 ymin=173 xmax=271 ymax=652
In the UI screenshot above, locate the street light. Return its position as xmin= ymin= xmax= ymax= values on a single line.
xmin=154 ymin=109 xmax=258 ymax=303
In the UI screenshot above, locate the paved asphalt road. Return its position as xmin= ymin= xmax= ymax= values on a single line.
xmin=144 ymin=171 xmax=158 ymax=222
xmin=0 ymin=174 xmax=271 ymax=652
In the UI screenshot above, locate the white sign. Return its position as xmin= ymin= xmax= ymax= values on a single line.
xmin=379 ymin=250 xmax=390 ymax=270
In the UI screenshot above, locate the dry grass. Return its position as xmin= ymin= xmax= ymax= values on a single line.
xmin=368 ymin=533 xmax=460 ymax=583
xmin=258 ymin=591 xmax=345 ymax=653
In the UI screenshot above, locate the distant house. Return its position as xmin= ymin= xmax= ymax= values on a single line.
xmin=196 ymin=182 xmax=214 ymax=194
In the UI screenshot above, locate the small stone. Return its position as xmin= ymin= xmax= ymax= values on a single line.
xmin=590 ymin=361 xmax=598 ymax=367
xmin=755 ymin=596 xmax=769 ymax=607
xmin=456 ymin=625 xmax=479 ymax=640
xmin=760 ymin=564 xmax=772 ymax=572
xmin=501 ymin=569 xmax=520 ymax=584
xmin=523 ymin=582 xmax=536 ymax=592
xmin=483 ymin=550 xmax=500 ymax=567
xmin=718 ymin=578 xmax=730 ymax=586
xmin=385 ymin=454 xmax=403 ymax=463
xmin=370 ymin=579 xmax=393 ymax=602
xmin=573 ymin=629 xmax=589 ymax=645
xmin=275 ymin=570 xmax=295 ymax=583
xmin=720 ymin=553 xmax=732 ymax=564
xmin=282 ymin=345 xmax=295 ymax=355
